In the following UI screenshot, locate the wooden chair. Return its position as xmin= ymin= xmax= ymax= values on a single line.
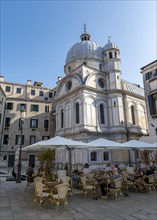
xmin=50 ymin=183 xmax=70 ymax=212
xmin=60 ymin=176 xmax=73 ymax=196
xmin=80 ymin=176 xmax=97 ymax=198
xmin=34 ymin=176 xmax=43 ymax=183
xmin=142 ymin=174 xmax=155 ymax=192
xmin=32 ymin=182 xmax=50 ymax=208
xmin=154 ymin=173 xmax=157 ymax=189
xmin=85 ymin=172 xmax=95 ymax=180
xmin=24 ymin=175 xmax=34 ymax=191
xmin=122 ymin=173 xmax=136 ymax=192
xmin=107 ymin=178 xmax=123 ymax=200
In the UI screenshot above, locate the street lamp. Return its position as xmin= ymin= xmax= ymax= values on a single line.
xmin=16 ymin=107 xmax=26 ymax=183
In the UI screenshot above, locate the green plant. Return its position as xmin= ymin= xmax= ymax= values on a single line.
xmin=37 ymin=149 xmax=55 ymax=181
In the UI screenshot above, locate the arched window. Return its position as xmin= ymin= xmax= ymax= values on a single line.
xmin=109 ymin=52 xmax=112 ymax=59
xmin=61 ymin=109 xmax=64 ymax=128
xmin=68 ymin=66 xmax=71 ymax=73
xmin=91 ymin=151 xmax=97 ymax=161
xmin=66 ymin=80 xmax=72 ymax=91
xmin=100 ymin=104 xmax=105 ymax=124
xmin=98 ymin=78 xmax=105 ymax=88
xmin=131 ymin=105 xmax=135 ymax=125
xmin=103 ymin=152 xmax=109 ymax=161
xmin=76 ymin=102 xmax=80 ymax=124
xmin=115 ymin=51 xmax=117 ymax=58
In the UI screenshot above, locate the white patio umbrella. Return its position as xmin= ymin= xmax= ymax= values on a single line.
xmin=119 ymin=140 xmax=156 ymax=165
xmin=121 ymin=140 xmax=155 ymax=149
xmin=22 ymin=140 xmax=48 ymax=151
xmin=74 ymin=138 xmax=125 ymax=167
xmin=88 ymin=138 xmax=123 ymax=148
xmin=151 ymin=142 xmax=157 ymax=148
xmin=22 ymin=136 xmax=89 ymax=176
xmin=23 ymin=136 xmax=89 ymax=151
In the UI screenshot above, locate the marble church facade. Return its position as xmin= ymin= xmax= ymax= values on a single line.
xmin=54 ymin=29 xmax=148 ymax=144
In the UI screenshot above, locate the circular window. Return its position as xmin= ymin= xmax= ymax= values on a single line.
xmin=98 ymin=78 xmax=105 ymax=88
xmin=66 ymin=80 xmax=72 ymax=90
xmin=3 ymin=155 xmax=7 ymax=160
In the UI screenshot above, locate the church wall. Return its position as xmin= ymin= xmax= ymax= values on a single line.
xmin=125 ymin=95 xmax=147 ymax=130
xmin=118 ymin=97 xmax=125 ymax=124
xmin=137 ymin=104 xmax=147 ymax=130
xmin=107 ymin=94 xmax=124 ymax=127
xmin=85 ymin=73 xmax=97 ymax=88
xmin=108 ymin=72 xmax=121 ymax=90
xmin=58 ymin=77 xmax=81 ymax=97
xmin=65 ymin=59 xmax=101 ymax=75
xmin=84 ymin=96 xmax=96 ymax=127
xmin=104 ymin=60 xmax=120 ymax=72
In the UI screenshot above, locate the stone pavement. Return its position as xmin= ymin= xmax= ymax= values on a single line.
xmin=0 ymin=181 xmax=157 ymax=220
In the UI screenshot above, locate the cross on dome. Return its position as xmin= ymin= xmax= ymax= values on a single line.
xmin=108 ymin=36 xmax=111 ymax=42
xmin=84 ymin=23 xmax=87 ymax=33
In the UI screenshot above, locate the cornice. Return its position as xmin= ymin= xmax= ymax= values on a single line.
xmin=55 ymin=84 xmax=145 ymax=102
xmin=6 ymin=97 xmax=52 ymax=104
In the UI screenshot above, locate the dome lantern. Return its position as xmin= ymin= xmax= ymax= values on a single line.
xmin=80 ymin=23 xmax=91 ymax=41
xmin=103 ymin=37 xmax=119 ymax=51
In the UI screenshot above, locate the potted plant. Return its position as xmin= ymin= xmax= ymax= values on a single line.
xmin=37 ymin=149 xmax=55 ymax=181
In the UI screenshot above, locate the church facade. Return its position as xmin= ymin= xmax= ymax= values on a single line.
xmin=54 ymin=29 xmax=148 ymax=143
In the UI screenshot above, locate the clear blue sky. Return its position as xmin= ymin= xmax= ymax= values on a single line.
xmin=1 ymin=0 xmax=156 ymax=88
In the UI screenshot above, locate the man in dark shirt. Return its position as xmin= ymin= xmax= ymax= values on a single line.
xmin=143 ymin=165 xmax=154 ymax=184
xmin=26 ymin=164 xmax=35 ymax=182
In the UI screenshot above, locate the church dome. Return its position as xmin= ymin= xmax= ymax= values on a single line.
xmin=103 ymin=40 xmax=118 ymax=51
xmin=65 ymin=27 xmax=103 ymax=65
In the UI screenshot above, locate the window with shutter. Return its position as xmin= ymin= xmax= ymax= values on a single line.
xmin=100 ymin=104 xmax=105 ymax=124
xmin=61 ymin=109 xmax=64 ymax=128
xmin=91 ymin=151 xmax=97 ymax=161
xmin=148 ymin=95 xmax=155 ymax=115
xmin=76 ymin=102 xmax=80 ymax=124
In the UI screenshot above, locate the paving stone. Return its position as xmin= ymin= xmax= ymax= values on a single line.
xmin=0 ymin=182 xmax=156 ymax=220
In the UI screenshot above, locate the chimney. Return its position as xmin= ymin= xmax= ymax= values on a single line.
xmin=27 ymin=80 xmax=32 ymax=86
xmin=0 ymin=76 xmax=4 ymax=82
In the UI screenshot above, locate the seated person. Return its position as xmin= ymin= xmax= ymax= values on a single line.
xmin=100 ymin=167 xmax=121 ymax=198
xmin=150 ymin=161 xmax=157 ymax=171
xmin=121 ymin=168 xmax=134 ymax=182
xmin=72 ymin=169 xmax=82 ymax=189
xmin=26 ymin=164 xmax=35 ymax=182
xmin=135 ymin=165 xmax=154 ymax=191
xmin=81 ymin=163 xmax=90 ymax=176
xmin=105 ymin=162 xmax=112 ymax=172
xmin=134 ymin=164 xmax=144 ymax=178
xmin=109 ymin=167 xmax=121 ymax=188
xmin=143 ymin=165 xmax=154 ymax=184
